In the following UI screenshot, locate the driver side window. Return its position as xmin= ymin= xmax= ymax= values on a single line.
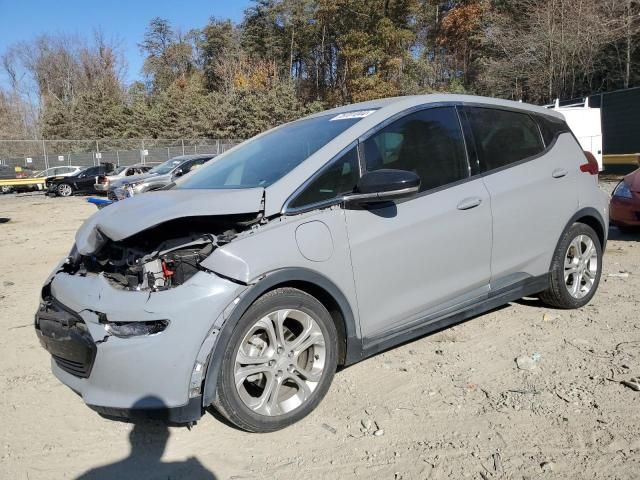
xmin=363 ymin=107 xmax=469 ymax=192
xmin=289 ymin=147 xmax=360 ymax=209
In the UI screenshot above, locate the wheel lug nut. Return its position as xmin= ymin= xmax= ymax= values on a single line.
xmin=277 ymin=346 xmax=284 ymax=354
xmin=287 ymin=365 xmax=295 ymax=373
xmin=269 ymin=360 xmax=276 ymax=367
xmin=276 ymin=370 xmax=283 ymax=378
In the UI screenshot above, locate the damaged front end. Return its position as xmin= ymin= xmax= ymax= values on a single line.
xmin=63 ymin=188 xmax=268 ymax=290
xmin=65 ymin=214 xmax=259 ymax=291
xmin=36 ymin=188 xmax=268 ymax=419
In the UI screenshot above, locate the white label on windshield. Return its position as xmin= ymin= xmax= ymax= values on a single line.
xmin=329 ymin=110 xmax=376 ymax=121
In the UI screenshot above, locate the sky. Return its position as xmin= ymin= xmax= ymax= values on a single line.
xmin=0 ymin=0 xmax=251 ymax=88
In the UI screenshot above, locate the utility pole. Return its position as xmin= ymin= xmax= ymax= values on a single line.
xmin=42 ymin=140 xmax=48 ymax=169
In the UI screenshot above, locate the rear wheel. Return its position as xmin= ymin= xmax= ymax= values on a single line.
xmin=213 ymin=288 xmax=337 ymax=432
xmin=57 ymin=183 xmax=73 ymax=197
xmin=540 ymin=223 xmax=602 ymax=309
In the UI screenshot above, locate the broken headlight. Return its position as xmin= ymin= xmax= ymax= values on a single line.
xmin=104 ymin=319 xmax=169 ymax=338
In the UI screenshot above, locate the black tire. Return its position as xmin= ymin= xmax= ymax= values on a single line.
xmin=57 ymin=183 xmax=74 ymax=197
xmin=540 ymin=223 xmax=602 ymax=309
xmin=213 ymin=287 xmax=337 ymax=432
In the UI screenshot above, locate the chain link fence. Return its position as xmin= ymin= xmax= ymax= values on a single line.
xmin=0 ymin=139 xmax=241 ymax=172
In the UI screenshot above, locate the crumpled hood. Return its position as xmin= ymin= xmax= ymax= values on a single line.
xmin=75 ymin=188 xmax=264 ymax=254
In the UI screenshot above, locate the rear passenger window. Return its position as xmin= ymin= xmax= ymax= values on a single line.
xmin=363 ymin=107 xmax=469 ymax=192
xmin=290 ymin=147 xmax=359 ymax=208
xmin=467 ymin=108 xmax=545 ymax=171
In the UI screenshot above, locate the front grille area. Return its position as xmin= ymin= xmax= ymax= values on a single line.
xmin=35 ymin=297 xmax=97 ymax=379
xmin=52 ymin=354 xmax=93 ymax=378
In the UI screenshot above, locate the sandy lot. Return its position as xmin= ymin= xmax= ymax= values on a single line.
xmin=1 ymin=185 xmax=639 ymax=480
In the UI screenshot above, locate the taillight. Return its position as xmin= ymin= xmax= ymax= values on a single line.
xmin=580 ymin=151 xmax=599 ymax=175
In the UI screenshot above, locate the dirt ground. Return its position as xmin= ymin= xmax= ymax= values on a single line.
xmin=1 ymin=183 xmax=639 ymax=480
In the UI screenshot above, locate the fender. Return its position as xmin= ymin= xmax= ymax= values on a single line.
xmin=551 ymin=207 xmax=607 ymax=271
xmin=202 ymin=267 xmax=361 ymax=407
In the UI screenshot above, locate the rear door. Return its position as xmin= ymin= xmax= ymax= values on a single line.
xmin=463 ymin=107 xmax=578 ymax=287
xmin=75 ymin=166 xmax=101 ymax=192
xmin=345 ymin=106 xmax=493 ymax=340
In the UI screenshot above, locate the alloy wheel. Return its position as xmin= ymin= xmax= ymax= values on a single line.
xmin=564 ymin=234 xmax=598 ymax=299
xmin=58 ymin=184 xmax=73 ymax=197
xmin=234 ymin=309 xmax=326 ymax=417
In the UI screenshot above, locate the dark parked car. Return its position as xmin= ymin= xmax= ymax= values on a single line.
xmin=47 ymin=164 xmax=114 ymax=197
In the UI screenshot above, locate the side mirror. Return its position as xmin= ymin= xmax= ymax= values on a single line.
xmin=173 ymin=168 xmax=184 ymax=178
xmin=346 ymin=169 xmax=420 ymax=204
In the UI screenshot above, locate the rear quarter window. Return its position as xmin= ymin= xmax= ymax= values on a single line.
xmin=536 ymin=115 xmax=571 ymax=146
xmin=467 ymin=107 xmax=545 ymax=171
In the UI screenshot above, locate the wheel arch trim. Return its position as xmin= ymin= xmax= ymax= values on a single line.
xmin=551 ymin=207 xmax=607 ymax=271
xmin=202 ymin=267 xmax=360 ymax=407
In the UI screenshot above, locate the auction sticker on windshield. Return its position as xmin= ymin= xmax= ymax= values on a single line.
xmin=330 ymin=110 xmax=376 ymax=121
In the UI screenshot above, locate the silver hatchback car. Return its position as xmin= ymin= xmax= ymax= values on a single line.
xmin=36 ymin=95 xmax=608 ymax=432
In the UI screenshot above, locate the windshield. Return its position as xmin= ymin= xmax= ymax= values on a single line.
xmin=148 ymin=158 xmax=183 ymax=175
xmin=177 ymin=111 xmax=372 ymax=190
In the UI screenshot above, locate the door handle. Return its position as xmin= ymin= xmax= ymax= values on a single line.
xmin=552 ymin=168 xmax=568 ymax=178
xmin=457 ymin=197 xmax=482 ymax=210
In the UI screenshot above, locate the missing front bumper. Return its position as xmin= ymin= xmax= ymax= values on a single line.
xmin=35 ymin=296 xmax=96 ymax=378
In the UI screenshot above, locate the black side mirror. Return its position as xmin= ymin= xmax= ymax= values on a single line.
xmin=346 ymin=169 xmax=420 ymax=204
xmin=173 ymin=168 xmax=184 ymax=177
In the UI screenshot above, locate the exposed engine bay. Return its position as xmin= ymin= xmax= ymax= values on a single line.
xmin=63 ymin=214 xmax=260 ymax=291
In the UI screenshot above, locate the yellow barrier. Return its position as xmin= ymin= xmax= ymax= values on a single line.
xmin=603 ymin=154 xmax=640 ymax=166
xmin=0 ymin=178 xmax=46 ymax=187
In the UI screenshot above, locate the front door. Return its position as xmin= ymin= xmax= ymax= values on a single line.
xmin=345 ymin=107 xmax=493 ymax=341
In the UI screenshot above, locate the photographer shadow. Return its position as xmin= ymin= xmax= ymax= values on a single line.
xmin=76 ymin=397 xmax=216 ymax=480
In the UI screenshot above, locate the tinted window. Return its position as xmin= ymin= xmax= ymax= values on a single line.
xmin=289 ymin=147 xmax=359 ymax=208
xmin=467 ymin=108 xmax=545 ymax=171
xmin=363 ymin=107 xmax=469 ymax=192
xmin=83 ymin=167 xmax=100 ymax=176
xmin=177 ymin=112 xmax=371 ymax=190
xmin=182 ymin=157 xmax=210 ymax=174
xmin=537 ymin=115 xmax=570 ymax=147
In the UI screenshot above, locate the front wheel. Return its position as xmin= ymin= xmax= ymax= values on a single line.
xmin=57 ymin=183 xmax=73 ymax=197
xmin=540 ymin=223 xmax=602 ymax=309
xmin=213 ymin=288 xmax=337 ymax=432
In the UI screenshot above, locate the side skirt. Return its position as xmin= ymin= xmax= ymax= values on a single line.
xmin=349 ymin=274 xmax=549 ymax=364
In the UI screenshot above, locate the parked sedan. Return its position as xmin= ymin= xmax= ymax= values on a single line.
xmin=46 ymin=164 xmax=114 ymax=197
xmin=108 ymin=154 xmax=215 ymax=200
xmin=610 ymin=167 xmax=640 ymax=232
xmin=94 ymin=164 xmax=153 ymax=192
xmin=36 ymin=94 xmax=608 ymax=432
